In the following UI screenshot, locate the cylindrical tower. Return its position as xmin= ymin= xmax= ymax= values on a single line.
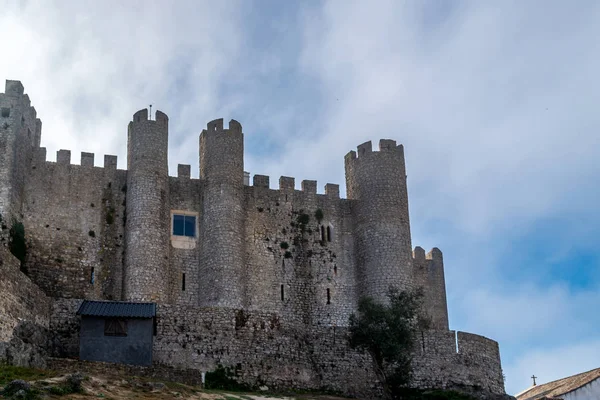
xmin=124 ymin=109 xmax=171 ymax=302
xmin=345 ymin=139 xmax=413 ymax=304
xmin=198 ymin=118 xmax=245 ymax=308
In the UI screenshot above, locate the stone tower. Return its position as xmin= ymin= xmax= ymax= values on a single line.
xmin=124 ymin=109 xmax=171 ymax=302
xmin=413 ymin=247 xmax=449 ymax=330
xmin=0 ymin=81 xmax=41 ymax=222
xmin=198 ymin=119 xmax=245 ymax=308
xmin=345 ymin=140 xmax=413 ymax=303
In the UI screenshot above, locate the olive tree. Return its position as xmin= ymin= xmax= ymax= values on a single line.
xmin=348 ymin=287 xmax=430 ymax=399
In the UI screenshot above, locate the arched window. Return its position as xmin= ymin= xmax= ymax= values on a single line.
xmin=326 ymin=225 xmax=332 ymax=242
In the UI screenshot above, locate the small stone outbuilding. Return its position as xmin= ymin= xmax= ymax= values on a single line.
xmin=77 ymin=300 xmax=156 ymax=366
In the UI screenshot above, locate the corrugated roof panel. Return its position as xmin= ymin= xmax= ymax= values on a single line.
xmin=76 ymin=300 xmax=156 ymax=318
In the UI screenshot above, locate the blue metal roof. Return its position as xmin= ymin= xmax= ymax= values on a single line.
xmin=76 ymin=300 xmax=156 ymax=318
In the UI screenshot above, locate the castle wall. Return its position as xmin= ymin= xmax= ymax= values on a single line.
xmin=0 ymin=247 xmax=51 ymax=367
xmin=152 ymin=305 xmax=504 ymax=397
xmin=412 ymin=330 xmax=505 ymax=395
xmin=22 ymin=150 xmax=126 ymax=300
xmin=168 ymin=172 xmax=203 ymax=305
xmin=49 ymin=298 xmax=83 ymax=359
xmin=244 ymin=176 xmax=357 ymax=327
xmin=46 ymin=300 xmax=505 ymax=397
xmin=152 ymin=304 xmax=377 ymax=398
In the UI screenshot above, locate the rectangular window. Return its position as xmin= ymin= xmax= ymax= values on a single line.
xmin=173 ymin=214 xmax=196 ymax=237
xmin=104 ymin=319 xmax=127 ymax=336
xmin=90 ymin=267 xmax=95 ymax=284
xmin=182 ymin=273 xmax=186 ymax=291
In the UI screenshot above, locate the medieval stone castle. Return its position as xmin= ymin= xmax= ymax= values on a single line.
xmin=0 ymin=80 xmax=507 ymax=397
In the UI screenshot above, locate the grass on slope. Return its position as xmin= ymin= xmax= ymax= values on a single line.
xmin=0 ymin=364 xmax=58 ymax=385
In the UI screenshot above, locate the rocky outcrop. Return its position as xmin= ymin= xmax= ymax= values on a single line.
xmin=0 ymin=247 xmax=51 ymax=368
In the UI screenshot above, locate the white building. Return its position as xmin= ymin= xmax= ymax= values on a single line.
xmin=516 ymin=368 xmax=600 ymax=400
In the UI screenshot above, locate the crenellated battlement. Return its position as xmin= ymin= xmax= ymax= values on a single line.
xmin=413 ymin=246 xmax=448 ymax=330
xmin=199 ymin=117 xmax=243 ymax=185
xmin=203 ymin=118 xmax=242 ymax=136
xmin=131 ymin=108 xmax=169 ymax=126
xmin=177 ymin=164 xmax=191 ymax=179
xmin=412 ymin=246 xmax=443 ymax=264
xmin=32 ymin=148 xmax=120 ymax=169
xmin=0 ymin=80 xmax=42 ymax=147
xmin=249 ymin=174 xmax=340 ymax=198
xmin=344 ymin=139 xmax=404 ymax=166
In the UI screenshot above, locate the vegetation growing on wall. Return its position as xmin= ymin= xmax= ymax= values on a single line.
xmin=105 ymin=206 xmax=115 ymax=225
xmin=204 ymin=365 xmax=250 ymax=391
xmin=314 ymin=208 xmax=324 ymax=223
xmin=8 ymin=220 xmax=26 ymax=270
xmin=296 ymin=213 xmax=310 ymax=231
xmin=348 ymin=287 xmax=430 ymax=400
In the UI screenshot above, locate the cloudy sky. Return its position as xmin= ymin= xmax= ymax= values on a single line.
xmin=1 ymin=0 xmax=599 ymax=394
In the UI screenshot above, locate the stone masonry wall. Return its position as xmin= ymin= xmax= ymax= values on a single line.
xmin=169 ymin=173 xmax=203 ymax=305
xmin=198 ymin=119 xmax=246 ymax=308
xmin=125 ymin=109 xmax=171 ymax=303
xmin=152 ymin=305 xmax=504 ymax=397
xmin=153 ymin=304 xmax=377 ymax=398
xmin=47 ymin=301 xmax=505 ymax=397
xmin=412 ymin=247 xmax=449 ymax=330
xmin=0 ymin=247 xmax=51 ymax=367
xmin=345 ymin=140 xmax=414 ymax=303
xmin=49 ymin=298 xmax=83 ymax=358
xmin=23 ymin=149 xmax=126 ymax=300
xmin=244 ymin=176 xmax=357 ymax=327
xmin=412 ymin=330 xmax=505 ymax=395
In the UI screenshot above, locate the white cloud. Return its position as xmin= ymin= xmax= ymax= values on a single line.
xmin=296 ymin=0 xmax=600 ymax=233
xmin=504 ymin=339 xmax=600 ymax=395
xmin=457 ymin=284 xmax=600 ymax=344
xmin=0 ymin=0 xmax=244 ymax=173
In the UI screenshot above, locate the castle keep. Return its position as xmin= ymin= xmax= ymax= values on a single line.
xmin=0 ymin=80 xmax=507 ymax=397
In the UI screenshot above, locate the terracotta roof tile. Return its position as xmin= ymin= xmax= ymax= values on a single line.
xmin=516 ymin=367 xmax=600 ymax=400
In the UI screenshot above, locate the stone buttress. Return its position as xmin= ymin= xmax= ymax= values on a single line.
xmin=345 ymin=140 xmax=414 ymax=303
xmin=198 ymin=119 xmax=246 ymax=308
xmin=124 ymin=109 xmax=171 ymax=302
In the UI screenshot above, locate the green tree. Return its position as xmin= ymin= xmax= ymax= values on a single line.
xmin=348 ymin=287 xmax=429 ymax=399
